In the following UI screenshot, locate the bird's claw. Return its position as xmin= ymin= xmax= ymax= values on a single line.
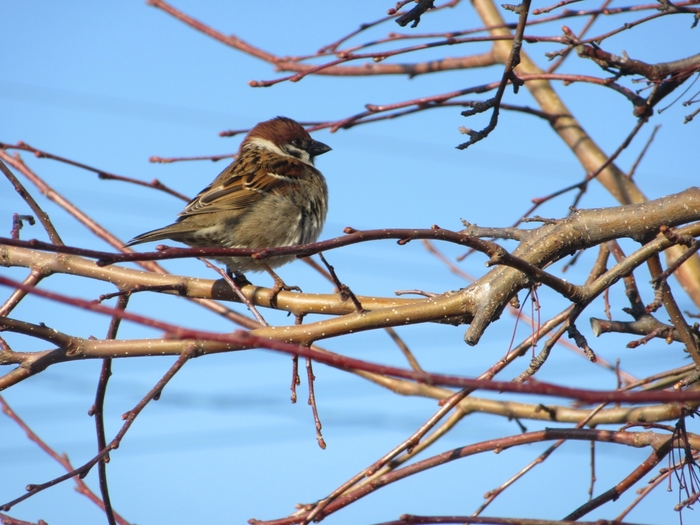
xmin=270 ymin=278 xmax=301 ymax=306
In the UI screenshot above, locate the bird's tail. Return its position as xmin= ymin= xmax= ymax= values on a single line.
xmin=125 ymin=225 xmax=177 ymax=247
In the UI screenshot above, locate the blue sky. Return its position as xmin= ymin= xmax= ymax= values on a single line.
xmin=2 ymin=2 xmax=698 ymax=524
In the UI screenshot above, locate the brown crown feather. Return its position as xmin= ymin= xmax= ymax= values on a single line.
xmin=243 ymin=116 xmax=310 ymax=148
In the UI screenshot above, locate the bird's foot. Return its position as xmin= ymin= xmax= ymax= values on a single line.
xmin=227 ymin=270 xmax=252 ymax=288
xmin=261 ymin=264 xmax=301 ymax=306
xmin=270 ymin=277 xmax=302 ymax=296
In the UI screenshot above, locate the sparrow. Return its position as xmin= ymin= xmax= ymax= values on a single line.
xmin=126 ymin=116 xmax=331 ymax=292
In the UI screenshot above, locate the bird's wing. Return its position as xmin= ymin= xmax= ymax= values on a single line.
xmin=180 ymin=152 xmax=311 ymax=217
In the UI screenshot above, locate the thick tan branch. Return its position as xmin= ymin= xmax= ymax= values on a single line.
xmin=2 ymin=189 xmax=699 ymax=347
xmin=472 ymin=0 xmax=700 ymax=308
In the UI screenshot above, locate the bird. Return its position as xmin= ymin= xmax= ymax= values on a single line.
xmin=126 ymin=116 xmax=331 ymax=294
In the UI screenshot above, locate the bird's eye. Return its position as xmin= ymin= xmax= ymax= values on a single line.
xmin=290 ymin=138 xmax=302 ymax=148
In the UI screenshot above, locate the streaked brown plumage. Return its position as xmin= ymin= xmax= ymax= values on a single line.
xmin=126 ymin=117 xmax=331 ymax=278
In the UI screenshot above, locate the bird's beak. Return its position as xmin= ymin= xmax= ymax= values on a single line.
xmin=309 ymin=140 xmax=332 ymax=157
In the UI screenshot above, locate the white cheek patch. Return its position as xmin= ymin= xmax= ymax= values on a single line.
xmin=246 ymin=137 xmax=314 ymax=166
xmin=246 ymin=137 xmax=287 ymax=157
xmin=284 ymin=146 xmax=312 ymax=166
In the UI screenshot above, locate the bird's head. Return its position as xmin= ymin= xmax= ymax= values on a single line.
xmin=243 ymin=116 xmax=331 ymax=166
